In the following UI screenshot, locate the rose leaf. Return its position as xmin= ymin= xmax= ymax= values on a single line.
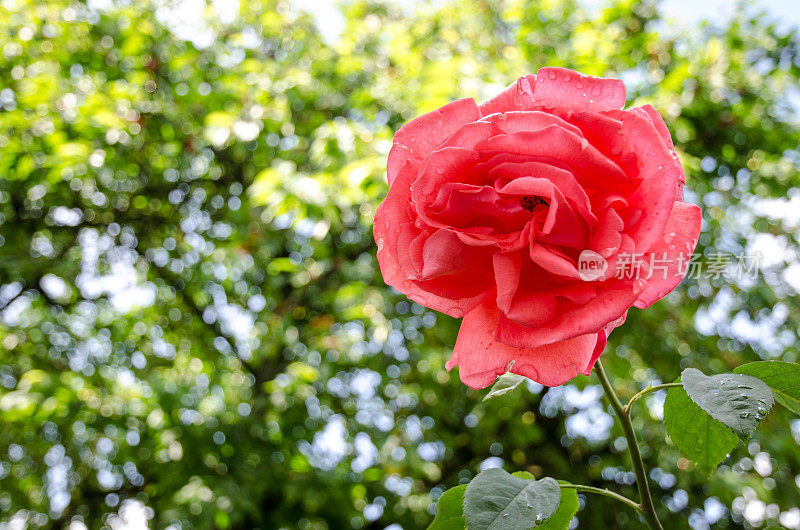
xmin=680 ymin=368 xmax=774 ymax=441
xmin=664 ymin=383 xmax=739 ymax=474
xmin=429 ymin=485 xmax=467 ymax=530
xmin=734 ymin=361 xmax=800 ymax=416
xmin=464 ymin=468 xmax=561 ymax=529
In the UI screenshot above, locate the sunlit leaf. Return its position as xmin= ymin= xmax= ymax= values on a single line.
xmin=483 ymin=373 xmax=526 ymax=402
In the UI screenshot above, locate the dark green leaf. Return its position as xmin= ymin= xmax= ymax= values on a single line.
xmin=681 ymin=368 xmax=774 ymax=440
xmin=734 ymin=361 xmax=800 ymax=416
xmin=464 ymin=468 xmax=560 ymax=529
xmin=429 ymin=485 xmax=467 ymax=530
xmin=664 ymin=384 xmax=739 ymax=473
xmin=483 ymin=373 xmax=526 ymax=402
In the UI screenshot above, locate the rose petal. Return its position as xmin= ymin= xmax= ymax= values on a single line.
xmin=445 ymin=301 xmax=602 ymax=388
xmin=569 ymin=108 xmax=684 ymax=253
xmin=375 ymin=163 xmax=487 ymax=317
xmin=556 ymin=283 xmax=597 ymax=305
xmin=631 ymin=104 xmax=686 ymax=201
xmin=533 ymin=67 xmax=626 ymax=111
xmin=479 ymin=75 xmax=537 ymax=116
xmin=421 ymin=228 xmax=495 ymax=280
xmin=411 ymin=147 xmax=482 ymax=212
xmin=495 ymin=277 xmax=643 ymax=348
xmin=481 ymin=110 xmax=584 ymax=137
xmin=491 ymin=175 xmax=581 ymax=242
xmin=583 ymin=312 xmax=627 ymax=374
xmin=537 ymin=187 xmax=589 ymax=248
xmin=387 ymin=143 xmax=416 ymax=188
xmin=428 ymin=183 xmax=529 ymax=234
xmin=634 ymin=202 xmax=702 ymax=308
xmin=529 ymin=243 xmax=581 ymax=279
xmin=609 ymin=111 xmax=684 ymax=254
xmin=474 ymin=126 xmax=631 ymax=191
xmin=513 ymin=331 xmax=602 ymax=386
xmin=450 ymin=218 xmax=535 ymax=252
xmin=387 ymin=98 xmax=481 ymax=187
xmin=493 ymin=251 xmax=557 ymax=326
xmin=491 ymin=161 xmax=597 ymax=224
xmin=591 ymin=208 xmax=625 ymax=257
xmin=438 ymin=120 xmax=499 ymax=151
xmin=392 ymin=97 xmax=479 ymax=159
xmin=632 ymin=104 xmax=675 ymax=150
xmin=411 ymin=273 xmax=492 ymax=306
xmin=396 ymin=230 xmax=425 ymax=277
xmin=601 ymin=233 xmax=637 ymax=282
xmin=558 ymin=111 xmax=639 ymax=175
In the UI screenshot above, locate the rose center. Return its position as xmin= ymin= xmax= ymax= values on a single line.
xmin=520 ymin=196 xmax=549 ymax=212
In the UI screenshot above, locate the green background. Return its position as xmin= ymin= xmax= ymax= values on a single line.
xmin=1 ymin=0 xmax=799 ymax=528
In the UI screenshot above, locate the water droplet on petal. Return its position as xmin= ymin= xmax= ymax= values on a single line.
xmin=740 ymin=412 xmax=750 ymax=418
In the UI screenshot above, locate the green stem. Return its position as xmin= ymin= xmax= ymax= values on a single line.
xmin=623 ymin=383 xmax=683 ymax=414
xmin=595 ymin=360 xmax=664 ymax=530
xmin=559 ymin=483 xmax=643 ymax=514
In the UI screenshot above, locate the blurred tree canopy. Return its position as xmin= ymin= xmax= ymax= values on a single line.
xmin=1 ymin=0 xmax=800 ymax=528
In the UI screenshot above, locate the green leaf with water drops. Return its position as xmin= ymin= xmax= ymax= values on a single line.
xmin=428 ymin=485 xmax=467 ymax=529
xmin=464 ymin=468 xmax=561 ymax=529
xmin=664 ymin=383 xmax=739 ymax=474
xmin=483 ymin=373 xmax=527 ymax=402
xmin=681 ymin=368 xmax=774 ymax=441
xmin=734 ymin=361 xmax=800 ymax=416
xmin=535 ymin=483 xmax=578 ymax=530
xmin=509 ymin=474 xmax=578 ymax=530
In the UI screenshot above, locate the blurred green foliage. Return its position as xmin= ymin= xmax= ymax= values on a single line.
xmin=1 ymin=0 xmax=799 ymax=528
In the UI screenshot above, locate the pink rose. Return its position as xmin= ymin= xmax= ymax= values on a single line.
xmin=373 ymin=67 xmax=702 ymax=389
